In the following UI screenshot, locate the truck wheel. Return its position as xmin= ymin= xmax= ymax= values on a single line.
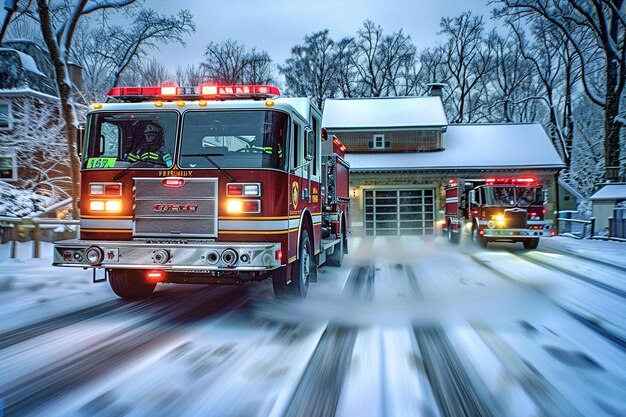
xmin=326 ymin=230 xmax=344 ymax=267
xmin=472 ymin=226 xmax=488 ymax=248
xmin=273 ymin=230 xmax=314 ymax=298
xmin=447 ymin=221 xmax=459 ymax=244
xmin=523 ymin=238 xmax=539 ymax=249
xmin=108 ymin=269 xmax=156 ymax=300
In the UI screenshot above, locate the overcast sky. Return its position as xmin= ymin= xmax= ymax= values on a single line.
xmin=148 ymin=0 xmax=493 ymax=71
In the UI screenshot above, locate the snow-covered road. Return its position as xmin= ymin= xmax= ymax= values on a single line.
xmin=0 ymin=236 xmax=625 ymax=417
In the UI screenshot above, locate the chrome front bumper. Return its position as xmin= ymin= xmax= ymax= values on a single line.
xmin=53 ymin=239 xmax=282 ymax=271
xmin=478 ymin=220 xmax=553 ymax=238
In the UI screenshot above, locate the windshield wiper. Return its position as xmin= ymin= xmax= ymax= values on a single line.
xmin=112 ymin=159 xmax=168 ymax=182
xmin=181 ymin=153 xmax=235 ymax=182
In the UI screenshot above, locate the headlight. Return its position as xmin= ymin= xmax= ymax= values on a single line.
xmin=492 ymin=214 xmax=505 ymax=228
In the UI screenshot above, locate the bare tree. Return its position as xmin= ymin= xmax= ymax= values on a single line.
xmin=503 ymin=20 xmax=583 ymax=170
xmin=136 ymin=57 xmax=172 ymax=86
xmin=1 ymin=97 xmax=70 ymax=202
xmin=87 ymin=8 xmax=194 ymax=89
xmin=0 ymin=0 xmax=19 ymax=42
xmin=487 ymin=32 xmax=536 ymax=123
xmin=351 ymin=20 xmax=417 ymax=97
xmin=36 ymin=0 xmax=144 ymax=217
xmin=279 ymin=30 xmax=344 ymax=108
xmin=175 ymin=63 xmax=207 ymax=87
xmin=494 ymin=0 xmax=626 ymax=181
xmin=440 ymin=12 xmax=496 ymax=123
xmin=417 ymin=46 xmax=450 ymax=96
xmin=202 ymin=39 xmax=274 ymax=85
xmin=242 ymin=50 xmax=274 ymax=85
xmin=334 ymin=37 xmax=358 ymax=98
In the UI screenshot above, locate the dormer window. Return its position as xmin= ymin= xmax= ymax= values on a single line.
xmin=371 ymin=134 xmax=389 ymax=149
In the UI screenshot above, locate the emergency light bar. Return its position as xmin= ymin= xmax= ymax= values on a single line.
xmin=106 ymin=84 xmax=280 ymax=101
xmin=484 ymin=177 xmax=537 ymax=185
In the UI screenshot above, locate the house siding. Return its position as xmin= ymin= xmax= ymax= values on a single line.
xmin=328 ymin=129 xmax=442 ymax=153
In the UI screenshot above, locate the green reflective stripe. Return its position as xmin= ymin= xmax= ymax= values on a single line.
xmin=250 ymin=145 xmax=273 ymax=155
xmin=163 ymin=153 xmax=172 ymax=161
xmin=128 ymin=154 xmax=140 ymax=161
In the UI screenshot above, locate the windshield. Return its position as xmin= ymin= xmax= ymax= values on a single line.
xmin=484 ymin=186 xmax=542 ymax=207
xmin=84 ymin=112 xmax=177 ymax=169
xmin=179 ymin=110 xmax=288 ymax=170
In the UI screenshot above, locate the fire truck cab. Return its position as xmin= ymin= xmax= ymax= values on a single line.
xmin=444 ymin=177 xmax=554 ymax=249
xmin=53 ymin=85 xmax=350 ymax=299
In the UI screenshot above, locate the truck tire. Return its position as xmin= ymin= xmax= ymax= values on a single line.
xmin=447 ymin=220 xmax=459 ymax=244
xmin=273 ymin=229 xmax=314 ymax=298
xmin=472 ymin=225 xmax=488 ymax=248
xmin=523 ymin=238 xmax=539 ymax=249
xmin=326 ymin=231 xmax=344 ymax=267
xmin=108 ymin=269 xmax=156 ymax=300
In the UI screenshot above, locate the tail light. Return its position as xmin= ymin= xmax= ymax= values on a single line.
xmin=146 ymin=270 xmax=165 ymax=282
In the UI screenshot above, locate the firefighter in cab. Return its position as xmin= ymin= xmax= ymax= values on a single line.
xmin=127 ymin=122 xmax=173 ymax=167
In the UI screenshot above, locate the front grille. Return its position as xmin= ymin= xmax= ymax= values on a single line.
xmin=133 ymin=178 xmax=218 ymax=238
xmin=504 ymin=209 xmax=527 ymax=229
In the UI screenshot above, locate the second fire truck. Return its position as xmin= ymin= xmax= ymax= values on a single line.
xmin=444 ymin=177 xmax=554 ymax=249
xmin=53 ymin=85 xmax=350 ymax=299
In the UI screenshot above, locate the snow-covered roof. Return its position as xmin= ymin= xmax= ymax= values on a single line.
xmin=323 ymin=96 xmax=447 ymax=129
xmin=346 ymin=123 xmax=565 ymax=172
xmin=558 ymin=179 xmax=584 ymax=200
xmin=0 ymin=47 xmax=44 ymax=76
xmin=590 ymin=184 xmax=626 ymax=201
xmin=0 ymin=88 xmax=59 ymax=101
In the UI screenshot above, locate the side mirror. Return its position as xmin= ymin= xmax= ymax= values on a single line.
xmin=77 ymin=123 xmax=85 ymax=156
xmin=469 ymin=190 xmax=478 ymax=205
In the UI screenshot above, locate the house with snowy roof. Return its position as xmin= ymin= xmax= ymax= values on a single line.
xmin=590 ymin=184 xmax=626 ymax=237
xmin=0 ymin=40 xmax=84 ymax=217
xmin=323 ymin=93 xmax=565 ymax=237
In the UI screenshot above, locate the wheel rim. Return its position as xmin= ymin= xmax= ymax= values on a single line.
xmin=472 ymin=227 xmax=477 ymax=243
xmin=448 ymin=223 xmax=452 ymax=240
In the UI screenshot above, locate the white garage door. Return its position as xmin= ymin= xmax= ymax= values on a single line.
xmin=364 ymin=189 xmax=435 ymax=236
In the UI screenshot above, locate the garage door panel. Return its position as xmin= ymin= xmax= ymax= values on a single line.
xmin=400 ymin=197 xmax=422 ymax=204
xmin=364 ymin=188 xmax=435 ymax=236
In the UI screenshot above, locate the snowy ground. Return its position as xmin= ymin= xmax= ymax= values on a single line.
xmin=0 ymin=236 xmax=625 ymax=417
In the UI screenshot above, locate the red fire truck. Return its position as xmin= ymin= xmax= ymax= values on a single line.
xmin=53 ymin=85 xmax=350 ymax=299
xmin=444 ymin=177 xmax=554 ymax=249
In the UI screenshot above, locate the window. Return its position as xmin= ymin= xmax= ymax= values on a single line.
xmin=0 ymin=101 xmax=12 ymax=130
xmin=312 ymin=116 xmax=319 ymax=176
xmin=84 ymin=111 xmax=178 ymax=169
xmin=370 ymin=134 xmax=389 ymax=149
xmin=374 ymin=134 xmax=384 ymax=149
xmin=0 ymin=154 xmax=17 ymax=181
xmin=292 ymin=121 xmax=301 ymax=170
xmin=179 ymin=110 xmax=288 ymax=170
